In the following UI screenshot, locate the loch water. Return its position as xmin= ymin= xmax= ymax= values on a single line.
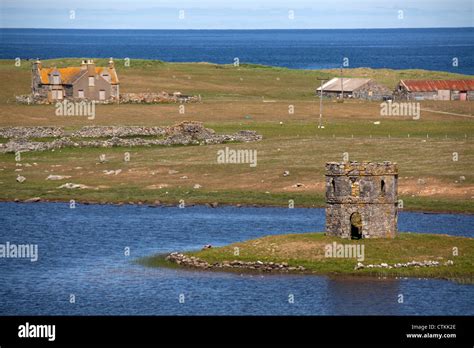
xmin=0 ymin=202 xmax=473 ymax=315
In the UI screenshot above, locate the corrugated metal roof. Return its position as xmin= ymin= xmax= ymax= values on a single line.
xmin=401 ymin=80 xmax=474 ymax=92
xmin=317 ymin=78 xmax=372 ymax=92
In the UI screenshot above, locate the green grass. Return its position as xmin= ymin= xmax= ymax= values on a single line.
xmin=141 ymin=232 xmax=474 ymax=283
xmin=0 ymin=59 xmax=472 ymax=212
xmin=209 ymin=119 xmax=474 ymax=139
xmin=2 ymin=58 xmax=473 ymax=102
xmin=0 ymin=131 xmax=472 ymax=212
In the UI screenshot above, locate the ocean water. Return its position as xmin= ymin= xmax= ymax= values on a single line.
xmin=0 ymin=202 xmax=473 ymax=315
xmin=0 ymin=28 xmax=473 ymax=74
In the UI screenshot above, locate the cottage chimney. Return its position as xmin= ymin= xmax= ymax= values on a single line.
xmin=86 ymin=59 xmax=95 ymax=76
xmin=34 ymin=58 xmax=42 ymax=70
xmin=81 ymin=60 xmax=87 ymax=70
xmin=108 ymin=58 xmax=115 ymax=69
xmin=31 ymin=59 xmax=42 ymax=96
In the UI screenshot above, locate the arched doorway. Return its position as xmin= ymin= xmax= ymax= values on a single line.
xmin=350 ymin=212 xmax=362 ymax=239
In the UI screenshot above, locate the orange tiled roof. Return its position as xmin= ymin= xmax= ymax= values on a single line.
xmin=39 ymin=66 xmax=119 ymax=85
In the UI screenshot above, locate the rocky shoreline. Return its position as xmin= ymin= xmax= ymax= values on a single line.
xmin=0 ymin=122 xmax=262 ymax=153
xmin=165 ymin=253 xmax=456 ymax=275
xmin=166 ymin=252 xmax=307 ymax=273
xmin=1 ymin=198 xmax=471 ymax=216
xmin=354 ymin=260 xmax=454 ymax=270
xmin=5 ymin=197 xmax=295 ymax=210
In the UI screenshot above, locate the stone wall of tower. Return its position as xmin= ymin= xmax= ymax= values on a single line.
xmin=325 ymin=161 xmax=398 ymax=239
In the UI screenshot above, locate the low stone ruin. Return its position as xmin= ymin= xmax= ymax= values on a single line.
xmin=70 ymin=126 xmax=167 ymax=138
xmin=0 ymin=122 xmax=262 ymax=153
xmin=166 ymin=252 xmax=306 ymax=273
xmin=16 ymin=91 xmax=200 ymax=105
xmin=119 ymin=92 xmax=200 ymax=104
xmin=0 ymin=127 xmax=63 ymax=139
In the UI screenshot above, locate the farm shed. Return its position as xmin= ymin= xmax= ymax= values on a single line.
xmin=394 ymin=80 xmax=474 ymax=101
xmin=316 ymin=78 xmax=392 ymax=101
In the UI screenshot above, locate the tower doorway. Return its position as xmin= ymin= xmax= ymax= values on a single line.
xmin=350 ymin=212 xmax=362 ymax=239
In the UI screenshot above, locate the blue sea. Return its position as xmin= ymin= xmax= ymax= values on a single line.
xmin=0 ymin=28 xmax=473 ymax=74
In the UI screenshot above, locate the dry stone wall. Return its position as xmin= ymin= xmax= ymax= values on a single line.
xmin=0 ymin=122 xmax=262 ymax=153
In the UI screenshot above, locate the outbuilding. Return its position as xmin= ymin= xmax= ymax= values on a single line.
xmin=394 ymin=80 xmax=474 ymax=101
xmin=316 ymin=78 xmax=392 ymax=101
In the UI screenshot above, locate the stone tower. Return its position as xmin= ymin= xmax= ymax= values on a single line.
xmin=325 ymin=161 xmax=398 ymax=239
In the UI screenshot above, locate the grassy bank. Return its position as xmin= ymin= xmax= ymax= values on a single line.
xmin=1 ymin=136 xmax=472 ymax=212
xmin=0 ymin=59 xmax=472 ymax=212
xmin=142 ymin=232 xmax=474 ymax=283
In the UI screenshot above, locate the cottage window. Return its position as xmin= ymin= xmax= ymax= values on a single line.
xmin=78 ymin=90 xmax=84 ymax=99
xmin=99 ymin=90 xmax=106 ymax=100
xmin=88 ymin=76 xmax=95 ymax=87
xmin=52 ymin=75 xmax=60 ymax=84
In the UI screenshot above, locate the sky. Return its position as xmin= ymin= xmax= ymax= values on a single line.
xmin=0 ymin=0 xmax=472 ymax=29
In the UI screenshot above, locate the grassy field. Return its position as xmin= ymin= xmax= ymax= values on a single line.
xmin=0 ymin=59 xmax=473 ymax=212
xmin=140 ymin=232 xmax=474 ymax=283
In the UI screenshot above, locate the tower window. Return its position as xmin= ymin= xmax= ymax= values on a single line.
xmin=350 ymin=177 xmax=359 ymax=197
xmin=381 ymin=179 xmax=386 ymax=196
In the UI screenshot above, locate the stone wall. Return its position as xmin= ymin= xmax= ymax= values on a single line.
xmin=352 ymin=80 xmax=392 ymax=101
xmin=319 ymin=81 xmax=392 ymax=101
xmin=325 ymin=161 xmax=398 ymax=239
xmin=119 ymin=92 xmax=200 ymax=104
xmin=393 ymin=88 xmax=474 ymax=101
xmin=70 ymin=126 xmax=166 ymax=138
xmin=326 ymin=202 xmax=397 ymax=239
xmin=0 ymin=127 xmax=63 ymax=139
xmin=16 ymin=91 xmax=200 ymax=105
xmin=0 ymin=122 xmax=262 ymax=153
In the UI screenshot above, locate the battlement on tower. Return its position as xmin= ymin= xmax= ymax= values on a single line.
xmin=325 ymin=161 xmax=398 ymax=176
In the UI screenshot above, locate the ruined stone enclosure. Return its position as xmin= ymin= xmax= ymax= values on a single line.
xmin=325 ymin=162 xmax=398 ymax=239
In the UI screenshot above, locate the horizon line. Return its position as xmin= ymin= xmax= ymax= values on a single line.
xmin=1 ymin=26 xmax=473 ymax=31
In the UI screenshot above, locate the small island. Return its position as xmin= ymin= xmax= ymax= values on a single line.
xmin=141 ymin=162 xmax=473 ymax=283
xmin=139 ymin=232 xmax=474 ymax=283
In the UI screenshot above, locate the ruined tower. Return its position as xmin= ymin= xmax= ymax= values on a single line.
xmin=325 ymin=161 xmax=398 ymax=239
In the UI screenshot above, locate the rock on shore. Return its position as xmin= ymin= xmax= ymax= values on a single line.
xmin=166 ymin=252 xmax=306 ymax=273
xmin=354 ymin=259 xmax=454 ymax=270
